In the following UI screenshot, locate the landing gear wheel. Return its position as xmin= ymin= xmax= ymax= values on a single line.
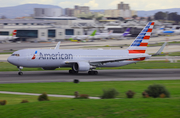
xmin=73 ymin=79 xmax=79 ymax=83
xmin=18 ymin=72 xmax=23 ymax=75
xmin=88 ymin=71 xmax=98 ymax=75
xmin=69 ymin=70 xmax=78 ymax=74
xmin=94 ymin=71 xmax=98 ymax=75
xmin=88 ymin=71 xmax=92 ymax=75
xmin=69 ymin=70 xmax=73 ymax=74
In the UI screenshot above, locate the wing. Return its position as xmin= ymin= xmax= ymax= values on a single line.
xmin=65 ymin=55 xmax=148 ymax=65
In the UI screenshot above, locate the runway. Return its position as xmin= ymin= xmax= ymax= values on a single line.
xmin=0 ymin=69 xmax=180 ymax=83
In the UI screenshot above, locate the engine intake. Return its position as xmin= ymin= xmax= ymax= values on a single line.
xmin=73 ymin=62 xmax=95 ymax=72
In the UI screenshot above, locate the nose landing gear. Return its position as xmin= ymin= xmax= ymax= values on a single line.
xmin=17 ymin=66 xmax=23 ymax=75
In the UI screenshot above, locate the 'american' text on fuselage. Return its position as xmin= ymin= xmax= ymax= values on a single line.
xmin=38 ymin=52 xmax=73 ymax=60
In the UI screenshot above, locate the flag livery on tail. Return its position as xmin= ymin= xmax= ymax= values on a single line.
xmin=128 ymin=22 xmax=154 ymax=54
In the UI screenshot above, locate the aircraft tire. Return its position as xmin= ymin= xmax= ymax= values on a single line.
xmin=69 ymin=70 xmax=78 ymax=74
xmin=88 ymin=71 xmax=98 ymax=75
xmin=73 ymin=79 xmax=79 ymax=83
xmin=18 ymin=72 xmax=23 ymax=75
xmin=69 ymin=70 xmax=73 ymax=74
xmin=88 ymin=71 xmax=92 ymax=75
xmin=94 ymin=71 xmax=98 ymax=75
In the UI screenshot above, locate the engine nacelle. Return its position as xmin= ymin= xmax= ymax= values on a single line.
xmin=73 ymin=62 xmax=92 ymax=72
xmin=42 ymin=67 xmax=57 ymax=70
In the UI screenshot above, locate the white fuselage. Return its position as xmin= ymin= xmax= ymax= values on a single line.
xmin=71 ymin=35 xmax=89 ymax=40
xmin=0 ymin=36 xmax=18 ymax=41
xmin=7 ymin=49 xmax=151 ymax=69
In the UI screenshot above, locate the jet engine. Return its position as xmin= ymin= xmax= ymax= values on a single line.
xmin=72 ymin=62 xmax=95 ymax=72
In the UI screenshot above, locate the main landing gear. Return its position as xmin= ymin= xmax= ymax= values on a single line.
xmin=68 ymin=69 xmax=98 ymax=75
xmin=17 ymin=66 xmax=23 ymax=75
xmin=69 ymin=69 xmax=78 ymax=74
xmin=88 ymin=71 xmax=98 ymax=75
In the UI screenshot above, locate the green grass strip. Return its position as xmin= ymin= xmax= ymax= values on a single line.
xmin=0 ymin=80 xmax=180 ymax=98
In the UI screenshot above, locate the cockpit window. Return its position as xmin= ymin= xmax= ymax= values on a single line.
xmin=11 ymin=54 xmax=20 ymax=56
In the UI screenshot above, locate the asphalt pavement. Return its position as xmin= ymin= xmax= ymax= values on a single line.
xmin=0 ymin=69 xmax=179 ymax=83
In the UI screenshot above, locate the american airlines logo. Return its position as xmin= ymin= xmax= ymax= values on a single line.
xmin=38 ymin=52 xmax=73 ymax=60
xmin=31 ymin=51 xmax=37 ymax=60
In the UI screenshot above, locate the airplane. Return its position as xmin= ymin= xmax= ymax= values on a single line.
xmin=8 ymin=22 xmax=157 ymax=75
xmin=90 ymin=30 xmax=113 ymax=39
xmin=157 ymin=26 xmax=180 ymax=36
xmin=91 ymin=28 xmax=130 ymax=39
xmin=68 ymin=30 xmax=97 ymax=42
xmin=109 ymin=28 xmax=131 ymax=39
xmin=0 ymin=30 xmax=18 ymax=43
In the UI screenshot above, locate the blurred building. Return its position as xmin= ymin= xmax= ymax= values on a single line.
xmin=118 ymin=2 xmax=132 ymax=18
xmin=117 ymin=2 xmax=130 ymax=10
xmin=65 ymin=5 xmax=90 ymax=17
xmin=131 ymin=10 xmax=137 ymax=16
xmin=65 ymin=8 xmax=74 ymax=17
xmin=34 ymin=8 xmax=63 ymax=18
xmin=104 ymin=9 xmax=121 ymax=17
xmin=103 ymin=2 xmax=136 ymax=18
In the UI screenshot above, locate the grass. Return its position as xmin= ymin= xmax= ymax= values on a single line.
xmin=0 ymin=61 xmax=180 ymax=72
xmin=0 ymin=98 xmax=179 ymax=118
xmin=0 ymin=52 xmax=13 ymax=54
xmin=0 ymin=80 xmax=180 ymax=118
xmin=155 ymin=52 xmax=180 ymax=56
xmin=0 ymin=94 xmax=69 ymax=105
xmin=148 ymin=41 xmax=180 ymax=47
xmin=0 ymin=80 xmax=180 ymax=98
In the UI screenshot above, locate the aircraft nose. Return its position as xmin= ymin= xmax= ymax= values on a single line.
xmin=7 ymin=56 xmax=12 ymax=63
xmin=7 ymin=56 xmax=17 ymax=65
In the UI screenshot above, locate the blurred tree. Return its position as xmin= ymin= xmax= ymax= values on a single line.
xmin=154 ymin=12 xmax=166 ymax=20
xmin=168 ymin=12 xmax=180 ymax=24
xmin=140 ymin=17 xmax=145 ymax=20
xmin=1 ymin=15 xmax=6 ymax=19
xmin=148 ymin=17 xmax=152 ymax=21
xmin=132 ymin=15 xmax=138 ymax=19
xmin=118 ymin=17 xmax=125 ymax=21
xmin=96 ymin=16 xmax=103 ymax=21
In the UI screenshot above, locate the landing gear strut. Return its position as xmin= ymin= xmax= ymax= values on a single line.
xmin=88 ymin=71 xmax=98 ymax=75
xmin=17 ymin=66 xmax=23 ymax=75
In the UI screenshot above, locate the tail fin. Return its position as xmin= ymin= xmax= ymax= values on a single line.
xmin=128 ymin=22 xmax=155 ymax=54
xmin=90 ymin=30 xmax=97 ymax=36
xmin=122 ymin=28 xmax=130 ymax=37
xmin=10 ymin=30 xmax=17 ymax=37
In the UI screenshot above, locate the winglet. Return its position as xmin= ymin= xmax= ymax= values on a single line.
xmin=152 ymin=42 xmax=167 ymax=56
xmin=90 ymin=30 xmax=97 ymax=36
xmin=54 ymin=41 xmax=61 ymax=49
